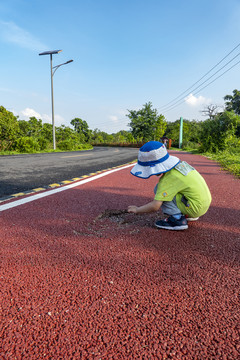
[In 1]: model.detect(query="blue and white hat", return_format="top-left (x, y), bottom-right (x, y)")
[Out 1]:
top-left (131, 141), bottom-right (180, 179)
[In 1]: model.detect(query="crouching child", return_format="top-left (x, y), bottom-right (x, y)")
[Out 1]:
top-left (128, 141), bottom-right (212, 230)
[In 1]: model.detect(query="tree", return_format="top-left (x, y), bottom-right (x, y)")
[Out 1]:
top-left (127, 102), bottom-right (167, 142)
top-left (28, 117), bottom-right (43, 137)
top-left (0, 106), bottom-right (20, 142)
top-left (165, 119), bottom-right (202, 147)
top-left (18, 120), bottom-right (31, 137)
top-left (199, 110), bottom-right (240, 152)
top-left (91, 128), bottom-right (104, 143)
top-left (17, 116), bottom-right (43, 138)
top-left (56, 124), bottom-right (80, 142)
top-left (70, 118), bottom-right (90, 142)
top-left (200, 104), bottom-right (221, 119)
top-left (224, 89), bottom-right (240, 115)
top-left (17, 118), bottom-right (52, 151)
top-left (115, 130), bottom-right (135, 143)
top-left (91, 129), bottom-right (115, 144)
top-left (155, 114), bottom-right (167, 140)
top-left (42, 123), bottom-right (53, 142)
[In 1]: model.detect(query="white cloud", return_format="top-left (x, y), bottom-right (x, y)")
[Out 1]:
top-left (19, 108), bottom-right (66, 127)
top-left (42, 114), bottom-right (52, 123)
top-left (109, 115), bottom-right (119, 123)
top-left (54, 114), bottom-right (66, 127)
top-left (21, 108), bottom-right (41, 119)
top-left (185, 93), bottom-right (211, 107)
top-left (0, 21), bottom-right (47, 51)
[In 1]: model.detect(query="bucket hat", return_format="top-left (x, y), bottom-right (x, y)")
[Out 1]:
top-left (131, 141), bottom-right (180, 179)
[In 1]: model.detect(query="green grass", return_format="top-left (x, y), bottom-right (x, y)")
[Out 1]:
top-left (0, 145), bottom-right (93, 156)
top-left (169, 146), bottom-right (240, 178)
top-left (202, 150), bottom-right (240, 178)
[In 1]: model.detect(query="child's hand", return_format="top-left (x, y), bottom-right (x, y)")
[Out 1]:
top-left (128, 205), bottom-right (138, 214)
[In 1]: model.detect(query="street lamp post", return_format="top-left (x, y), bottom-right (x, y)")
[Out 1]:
top-left (179, 116), bottom-right (183, 149)
top-left (39, 50), bottom-right (73, 150)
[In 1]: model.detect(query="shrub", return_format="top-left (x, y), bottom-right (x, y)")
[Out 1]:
top-left (76, 143), bottom-right (93, 150)
top-left (182, 141), bottom-right (200, 150)
top-left (37, 136), bottom-right (49, 150)
top-left (14, 137), bottom-right (40, 153)
top-left (199, 111), bottom-right (239, 152)
top-left (57, 139), bottom-right (76, 151)
top-left (57, 140), bottom-right (93, 151)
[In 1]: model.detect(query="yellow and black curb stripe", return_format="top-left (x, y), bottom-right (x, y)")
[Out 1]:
top-left (0, 161), bottom-right (136, 204)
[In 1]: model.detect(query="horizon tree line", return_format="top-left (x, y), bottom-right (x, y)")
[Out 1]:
top-left (0, 89), bottom-right (240, 153)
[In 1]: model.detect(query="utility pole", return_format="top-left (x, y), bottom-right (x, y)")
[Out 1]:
top-left (179, 117), bottom-right (183, 149)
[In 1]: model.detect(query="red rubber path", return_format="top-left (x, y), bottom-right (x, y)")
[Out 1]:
top-left (0, 151), bottom-right (239, 359)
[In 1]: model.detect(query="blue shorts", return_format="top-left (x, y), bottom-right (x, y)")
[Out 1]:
top-left (154, 184), bottom-right (182, 215)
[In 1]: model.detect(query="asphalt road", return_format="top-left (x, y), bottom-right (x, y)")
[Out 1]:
top-left (0, 146), bottom-right (138, 198)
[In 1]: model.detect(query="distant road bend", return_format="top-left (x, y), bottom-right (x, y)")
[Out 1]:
top-left (0, 146), bottom-right (138, 198)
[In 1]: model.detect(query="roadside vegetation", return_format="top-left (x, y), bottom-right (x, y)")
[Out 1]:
top-left (0, 89), bottom-right (240, 177)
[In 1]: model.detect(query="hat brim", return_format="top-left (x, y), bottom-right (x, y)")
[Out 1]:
top-left (131, 155), bottom-right (180, 179)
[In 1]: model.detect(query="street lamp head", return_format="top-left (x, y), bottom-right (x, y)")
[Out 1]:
top-left (39, 50), bottom-right (62, 56)
top-left (52, 59), bottom-right (74, 70)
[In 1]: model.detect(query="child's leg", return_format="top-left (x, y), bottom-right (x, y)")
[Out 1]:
top-left (155, 197), bottom-right (188, 230)
top-left (154, 185), bottom-right (182, 219)
top-left (161, 196), bottom-right (182, 219)
top-left (161, 196), bottom-right (199, 222)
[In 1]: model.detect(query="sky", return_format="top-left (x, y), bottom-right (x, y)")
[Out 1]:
top-left (1, 0), bottom-right (240, 133)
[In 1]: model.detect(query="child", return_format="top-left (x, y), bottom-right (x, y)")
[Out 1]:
top-left (128, 141), bottom-right (212, 230)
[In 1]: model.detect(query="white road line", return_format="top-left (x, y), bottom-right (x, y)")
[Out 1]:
top-left (0, 163), bottom-right (135, 212)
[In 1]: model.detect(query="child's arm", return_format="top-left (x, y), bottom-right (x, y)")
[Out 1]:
top-left (128, 200), bottom-right (162, 214)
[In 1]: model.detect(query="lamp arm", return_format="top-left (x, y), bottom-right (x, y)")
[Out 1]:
top-left (52, 60), bottom-right (73, 76)
top-left (52, 65), bottom-right (61, 76)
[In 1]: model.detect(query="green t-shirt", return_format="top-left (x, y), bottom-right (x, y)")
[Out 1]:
top-left (154, 161), bottom-right (212, 217)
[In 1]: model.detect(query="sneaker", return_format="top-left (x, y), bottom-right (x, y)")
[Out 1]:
top-left (155, 215), bottom-right (188, 231)
top-left (186, 217), bottom-right (199, 222)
